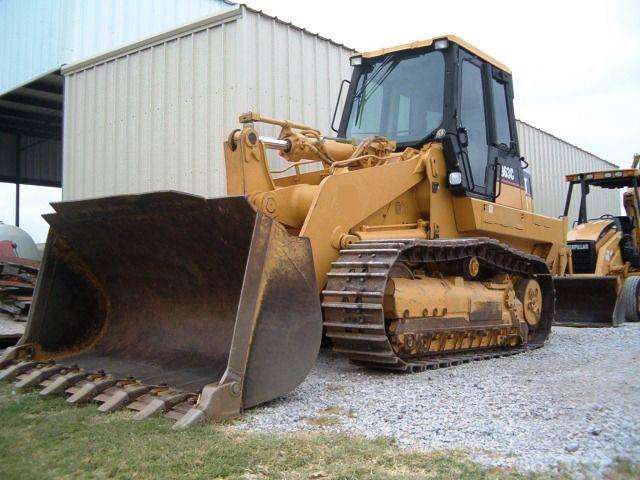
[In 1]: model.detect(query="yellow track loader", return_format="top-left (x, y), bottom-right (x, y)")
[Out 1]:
top-left (0, 35), bottom-right (569, 427)
top-left (555, 155), bottom-right (640, 326)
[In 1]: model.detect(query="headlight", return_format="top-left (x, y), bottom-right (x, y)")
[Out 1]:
top-left (449, 171), bottom-right (462, 186)
top-left (350, 56), bottom-right (363, 66)
top-left (434, 38), bottom-right (449, 50)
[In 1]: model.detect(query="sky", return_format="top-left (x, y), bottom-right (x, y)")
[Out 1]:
top-left (0, 183), bottom-right (60, 243)
top-left (249, 0), bottom-right (640, 165)
top-left (1, 0), bottom-right (639, 243)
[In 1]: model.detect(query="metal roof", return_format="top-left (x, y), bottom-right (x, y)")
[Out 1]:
top-left (565, 169), bottom-right (640, 188)
top-left (62, 4), bottom-right (355, 76)
top-left (0, 0), bottom-right (235, 97)
top-left (0, 70), bottom-right (63, 140)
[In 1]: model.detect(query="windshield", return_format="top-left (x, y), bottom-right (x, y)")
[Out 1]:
top-left (345, 50), bottom-right (445, 144)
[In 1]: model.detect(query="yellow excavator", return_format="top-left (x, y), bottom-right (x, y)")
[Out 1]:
top-left (555, 154), bottom-right (640, 326)
top-left (0, 35), bottom-right (569, 427)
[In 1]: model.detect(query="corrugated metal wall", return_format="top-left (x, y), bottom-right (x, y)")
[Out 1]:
top-left (0, 133), bottom-right (17, 180)
top-left (62, 7), bottom-right (353, 200)
top-left (18, 136), bottom-right (63, 185)
top-left (517, 120), bottom-right (620, 221)
top-left (0, 132), bottom-right (62, 185)
top-left (0, 0), bottom-right (233, 96)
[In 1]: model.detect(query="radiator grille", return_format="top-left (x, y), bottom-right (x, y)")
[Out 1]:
top-left (568, 241), bottom-right (597, 274)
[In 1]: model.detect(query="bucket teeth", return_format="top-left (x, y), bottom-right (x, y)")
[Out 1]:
top-left (67, 377), bottom-right (117, 404)
top-left (173, 407), bottom-right (205, 429)
top-left (0, 361), bottom-right (38, 381)
top-left (40, 371), bottom-right (86, 396)
top-left (98, 385), bottom-right (151, 413)
top-left (15, 364), bottom-right (65, 389)
top-left (0, 344), bottom-right (33, 370)
top-left (133, 392), bottom-right (189, 421)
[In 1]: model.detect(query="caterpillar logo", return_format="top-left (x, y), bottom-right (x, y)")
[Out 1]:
top-left (568, 243), bottom-right (590, 251)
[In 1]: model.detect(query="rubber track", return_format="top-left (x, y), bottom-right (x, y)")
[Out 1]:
top-left (322, 238), bottom-right (554, 372)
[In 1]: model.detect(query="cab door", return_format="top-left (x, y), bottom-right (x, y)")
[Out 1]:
top-left (487, 67), bottom-right (524, 209)
top-left (458, 52), bottom-right (493, 198)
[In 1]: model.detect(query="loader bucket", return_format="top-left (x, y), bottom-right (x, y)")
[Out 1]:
top-left (14, 191), bottom-right (322, 423)
top-left (553, 276), bottom-right (620, 327)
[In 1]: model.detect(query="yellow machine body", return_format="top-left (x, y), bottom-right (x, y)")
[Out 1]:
top-left (556, 164), bottom-right (640, 326)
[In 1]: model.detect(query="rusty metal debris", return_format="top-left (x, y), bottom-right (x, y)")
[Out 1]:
top-left (0, 255), bottom-right (39, 348)
top-left (0, 256), bottom-right (39, 321)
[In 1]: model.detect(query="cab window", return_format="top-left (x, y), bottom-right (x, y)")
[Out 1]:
top-left (491, 78), bottom-right (512, 147)
top-left (460, 60), bottom-right (489, 189)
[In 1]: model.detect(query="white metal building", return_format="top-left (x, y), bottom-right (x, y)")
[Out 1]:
top-left (61, 5), bottom-right (353, 200)
top-left (517, 120), bottom-right (620, 219)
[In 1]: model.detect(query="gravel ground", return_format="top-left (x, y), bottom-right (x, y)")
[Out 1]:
top-left (237, 325), bottom-right (640, 475)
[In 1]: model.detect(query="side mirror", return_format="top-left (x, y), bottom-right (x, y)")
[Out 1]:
top-left (457, 126), bottom-right (469, 148)
top-left (331, 79), bottom-right (351, 133)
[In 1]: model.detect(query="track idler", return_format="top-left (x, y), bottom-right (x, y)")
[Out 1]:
top-left (0, 192), bottom-right (322, 426)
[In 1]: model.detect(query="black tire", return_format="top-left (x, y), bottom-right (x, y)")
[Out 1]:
top-left (622, 276), bottom-right (640, 322)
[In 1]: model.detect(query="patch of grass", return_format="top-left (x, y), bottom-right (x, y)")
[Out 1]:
top-left (0, 383), bottom-right (634, 480)
top-left (302, 414), bottom-right (341, 427)
top-left (325, 383), bottom-right (346, 392)
top-left (603, 458), bottom-right (640, 479)
top-left (320, 406), bottom-right (345, 416)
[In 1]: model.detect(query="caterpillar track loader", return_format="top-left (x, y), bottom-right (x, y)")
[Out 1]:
top-left (0, 35), bottom-right (569, 427)
top-left (555, 154), bottom-right (640, 327)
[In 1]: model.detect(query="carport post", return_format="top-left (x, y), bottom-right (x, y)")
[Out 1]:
top-left (14, 134), bottom-right (20, 226)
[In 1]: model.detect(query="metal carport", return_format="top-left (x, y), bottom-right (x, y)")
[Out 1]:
top-left (0, 70), bottom-right (63, 226)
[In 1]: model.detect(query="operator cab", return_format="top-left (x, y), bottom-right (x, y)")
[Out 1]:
top-left (337, 35), bottom-right (531, 207)
top-left (563, 169), bottom-right (640, 272)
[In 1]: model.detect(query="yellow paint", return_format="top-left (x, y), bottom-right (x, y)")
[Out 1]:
top-left (358, 34), bottom-right (511, 74)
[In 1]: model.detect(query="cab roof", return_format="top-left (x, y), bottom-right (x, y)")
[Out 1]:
top-left (565, 169), bottom-right (640, 189)
top-left (357, 34), bottom-right (511, 74)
